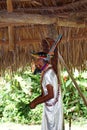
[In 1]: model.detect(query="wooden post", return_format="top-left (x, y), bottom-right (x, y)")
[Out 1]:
top-left (7, 0), bottom-right (14, 51)
top-left (57, 55), bottom-right (65, 130)
top-left (7, 0), bottom-right (13, 12)
top-left (58, 51), bottom-right (87, 107)
top-left (8, 25), bottom-right (14, 51)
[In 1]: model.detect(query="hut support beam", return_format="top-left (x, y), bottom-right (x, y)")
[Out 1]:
top-left (0, 13), bottom-right (57, 25)
top-left (0, 13), bottom-right (87, 28)
top-left (8, 25), bottom-right (15, 51)
top-left (7, 0), bottom-right (14, 51)
top-left (7, 0), bottom-right (13, 12)
top-left (57, 18), bottom-right (87, 28)
top-left (58, 51), bottom-right (87, 107)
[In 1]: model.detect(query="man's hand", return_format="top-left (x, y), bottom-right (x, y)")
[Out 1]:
top-left (29, 84), bottom-right (54, 109)
top-left (29, 101), bottom-right (37, 109)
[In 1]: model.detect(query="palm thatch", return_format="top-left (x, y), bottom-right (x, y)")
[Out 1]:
top-left (0, 0), bottom-right (87, 73)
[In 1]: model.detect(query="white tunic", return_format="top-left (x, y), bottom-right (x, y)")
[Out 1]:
top-left (41, 67), bottom-right (63, 130)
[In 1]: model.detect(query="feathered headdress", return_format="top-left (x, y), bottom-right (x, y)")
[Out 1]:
top-left (31, 34), bottom-right (62, 61)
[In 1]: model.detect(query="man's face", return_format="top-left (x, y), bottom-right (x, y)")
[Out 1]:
top-left (35, 58), bottom-right (44, 70)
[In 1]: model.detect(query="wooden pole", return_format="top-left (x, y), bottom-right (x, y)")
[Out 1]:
top-left (57, 59), bottom-right (65, 130)
top-left (8, 25), bottom-right (14, 51)
top-left (0, 12), bottom-right (87, 28)
top-left (7, 0), bottom-right (13, 12)
top-left (58, 51), bottom-right (87, 107)
top-left (7, 0), bottom-right (14, 51)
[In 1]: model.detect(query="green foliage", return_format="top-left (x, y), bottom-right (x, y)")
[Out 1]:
top-left (0, 67), bottom-right (87, 124)
top-left (0, 67), bottom-right (42, 124)
top-left (61, 69), bottom-right (87, 120)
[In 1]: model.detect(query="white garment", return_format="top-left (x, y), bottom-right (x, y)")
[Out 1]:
top-left (41, 68), bottom-right (63, 130)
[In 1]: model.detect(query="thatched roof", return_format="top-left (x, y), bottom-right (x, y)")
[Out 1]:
top-left (0, 0), bottom-right (87, 72)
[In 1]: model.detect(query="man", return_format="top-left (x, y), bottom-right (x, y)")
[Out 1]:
top-left (29, 51), bottom-right (63, 130)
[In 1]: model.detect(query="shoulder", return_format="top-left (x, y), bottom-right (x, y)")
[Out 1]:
top-left (44, 68), bottom-right (56, 78)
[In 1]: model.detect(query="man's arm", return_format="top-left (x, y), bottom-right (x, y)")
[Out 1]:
top-left (29, 84), bottom-right (54, 109)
